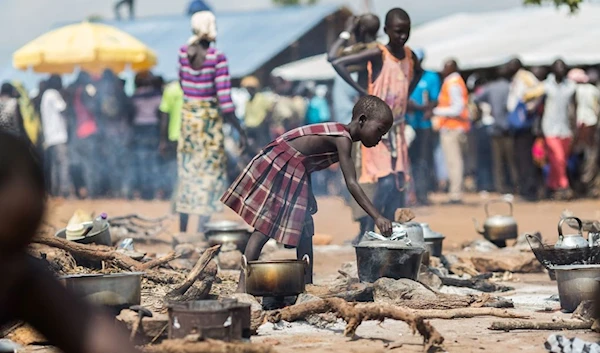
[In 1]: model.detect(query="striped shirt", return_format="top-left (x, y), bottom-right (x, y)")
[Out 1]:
top-left (178, 45), bottom-right (235, 114)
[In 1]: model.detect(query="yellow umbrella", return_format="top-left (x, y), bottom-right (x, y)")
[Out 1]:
top-left (13, 21), bottom-right (157, 75)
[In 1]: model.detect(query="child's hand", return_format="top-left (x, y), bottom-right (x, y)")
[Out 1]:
top-left (375, 216), bottom-right (393, 237)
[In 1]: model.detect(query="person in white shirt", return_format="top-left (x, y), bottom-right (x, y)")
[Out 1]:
top-left (40, 75), bottom-right (71, 198)
top-left (569, 68), bottom-right (600, 196)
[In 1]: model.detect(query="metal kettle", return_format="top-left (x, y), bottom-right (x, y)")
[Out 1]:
top-left (555, 217), bottom-right (591, 249)
top-left (473, 199), bottom-right (518, 247)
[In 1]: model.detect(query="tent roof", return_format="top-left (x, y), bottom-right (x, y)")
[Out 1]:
top-left (1, 4), bottom-right (348, 89)
top-left (94, 4), bottom-right (348, 79)
top-left (272, 4), bottom-right (600, 80)
top-left (409, 4), bottom-right (600, 71)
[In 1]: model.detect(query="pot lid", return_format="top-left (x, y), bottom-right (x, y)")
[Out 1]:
top-left (205, 220), bottom-right (249, 231)
top-left (354, 240), bottom-right (426, 250)
top-left (549, 264), bottom-right (600, 271)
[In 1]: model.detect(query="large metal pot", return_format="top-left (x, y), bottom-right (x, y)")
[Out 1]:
top-left (473, 199), bottom-right (517, 247)
top-left (555, 217), bottom-right (591, 250)
top-left (242, 255), bottom-right (309, 297)
top-left (167, 299), bottom-right (251, 341)
top-left (354, 241), bottom-right (425, 283)
top-left (205, 220), bottom-right (251, 252)
top-left (60, 272), bottom-right (142, 312)
top-left (552, 264), bottom-right (600, 313)
top-left (420, 223), bottom-right (445, 258)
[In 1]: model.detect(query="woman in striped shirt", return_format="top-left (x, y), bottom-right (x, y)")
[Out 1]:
top-left (176, 11), bottom-right (246, 234)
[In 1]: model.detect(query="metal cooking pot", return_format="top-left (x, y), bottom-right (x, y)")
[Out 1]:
top-left (167, 299), bottom-right (251, 341)
top-left (354, 241), bottom-right (425, 283)
top-left (242, 255), bottom-right (309, 297)
top-left (552, 264), bottom-right (600, 313)
top-left (420, 223), bottom-right (445, 258)
top-left (60, 272), bottom-right (142, 312)
top-left (555, 217), bottom-right (590, 250)
top-left (204, 220), bottom-right (251, 252)
top-left (473, 199), bottom-right (517, 247)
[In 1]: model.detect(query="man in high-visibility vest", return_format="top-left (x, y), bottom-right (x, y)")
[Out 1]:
top-left (432, 59), bottom-right (470, 204)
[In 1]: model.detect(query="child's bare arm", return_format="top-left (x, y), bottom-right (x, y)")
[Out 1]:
top-left (335, 137), bottom-right (393, 236)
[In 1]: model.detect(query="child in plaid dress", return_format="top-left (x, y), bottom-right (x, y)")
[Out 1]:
top-left (221, 95), bottom-right (395, 292)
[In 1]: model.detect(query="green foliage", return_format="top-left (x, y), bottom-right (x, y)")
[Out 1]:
top-left (272, 0), bottom-right (318, 6)
top-left (523, 0), bottom-right (584, 13)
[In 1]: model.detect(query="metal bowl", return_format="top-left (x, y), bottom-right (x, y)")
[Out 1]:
top-left (60, 272), bottom-right (142, 312)
top-left (204, 220), bottom-right (251, 252)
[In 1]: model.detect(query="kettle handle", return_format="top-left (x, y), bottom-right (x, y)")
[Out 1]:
top-left (484, 199), bottom-right (513, 218)
top-left (558, 217), bottom-right (583, 241)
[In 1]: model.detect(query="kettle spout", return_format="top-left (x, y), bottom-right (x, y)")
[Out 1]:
top-left (472, 218), bottom-right (485, 235)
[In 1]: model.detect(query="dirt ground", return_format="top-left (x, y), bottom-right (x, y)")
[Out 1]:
top-left (42, 193), bottom-right (600, 353)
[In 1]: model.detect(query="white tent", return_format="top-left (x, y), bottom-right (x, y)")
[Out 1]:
top-left (272, 4), bottom-right (600, 80)
top-left (271, 54), bottom-right (335, 81)
top-left (411, 4), bottom-right (600, 71)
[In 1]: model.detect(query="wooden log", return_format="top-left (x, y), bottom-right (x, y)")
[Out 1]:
top-left (167, 245), bottom-right (220, 297)
top-left (489, 320), bottom-right (592, 331)
top-left (143, 338), bottom-right (275, 353)
top-left (139, 251), bottom-right (179, 271)
top-left (415, 308), bottom-right (529, 320)
top-left (33, 235), bottom-right (141, 270)
top-left (440, 276), bottom-right (513, 293)
top-left (266, 297), bottom-right (444, 349)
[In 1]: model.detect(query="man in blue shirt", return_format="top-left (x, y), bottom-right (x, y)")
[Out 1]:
top-left (406, 49), bottom-right (441, 205)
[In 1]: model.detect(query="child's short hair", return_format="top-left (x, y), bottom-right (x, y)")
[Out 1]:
top-left (352, 95), bottom-right (393, 123)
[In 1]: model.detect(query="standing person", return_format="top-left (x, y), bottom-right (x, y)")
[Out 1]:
top-left (130, 72), bottom-right (162, 200)
top-left (305, 85), bottom-right (331, 125)
top-left (525, 59), bottom-right (576, 200)
top-left (177, 11), bottom-right (246, 234)
top-left (0, 83), bottom-right (24, 136)
top-left (40, 75), bottom-right (71, 198)
top-left (432, 59), bottom-right (470, 204)
top-left (473, 65), bottom-right (518, 195)
top-left (240, 76), bottom-right (274, 154)
top-left (97, 69), bottom-right (133, 198)
top-left (222, 96), bottom-right (395, 292)
top-left (406, 48), bottom-right (441, 205)
top-left (159, 79), bottom-right (184, 201)
top-left (328, 13), bottom-right (380, 205)
top-left (13, 81), bottom-right (42, 149)
top-left (507, 59), bottom-right (542, 201)
top-left (114, 0), bottom-right (134, 20)
top-left (68, 72), bottom-right (101, 199)
top-left (332, 8), bottom-right (423, 238)
top-left (568, 68), bottom-right (600, 196)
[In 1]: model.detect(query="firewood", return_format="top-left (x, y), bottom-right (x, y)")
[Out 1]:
top-left (416, 308), bottom-right (529, 320)
top-left (32, 235), bottom-right (177, 272)
top-left (440, 276), bottom-right (513, 293)
top-left (266, 297), bottom-right (445, 349)
top-left (489, 319), bottom-right (592, 331)
top-left (139, 251), bottom-right (179, 271)
top-left (167, 245), bottom-right (220, 297)
top-left (143, 338), bottom-right (275, 353)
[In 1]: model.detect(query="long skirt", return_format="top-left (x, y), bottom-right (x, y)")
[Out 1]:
top-left (176, 99), bottom-right (227, 215)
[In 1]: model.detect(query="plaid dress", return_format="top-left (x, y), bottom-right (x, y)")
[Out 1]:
top-left (221, 122), bottom-right (351, 246)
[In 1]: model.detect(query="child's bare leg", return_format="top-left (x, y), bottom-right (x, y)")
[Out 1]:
top-left (236, 231), bottom-right (269, 293)
top-left (297, 235), bottom-right (314, 285)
